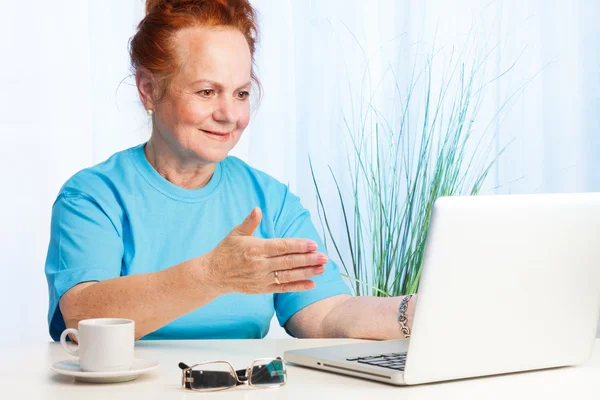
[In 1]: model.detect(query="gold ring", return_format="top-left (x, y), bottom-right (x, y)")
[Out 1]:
top-left (274, 270), bottom-right (281, 285)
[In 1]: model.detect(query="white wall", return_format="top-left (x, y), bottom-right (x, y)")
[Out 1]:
top-left (1, 0), bottom-right (598, 343)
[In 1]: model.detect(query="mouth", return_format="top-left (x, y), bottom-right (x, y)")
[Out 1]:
top-left (200, 129), bottom-right (231, 142)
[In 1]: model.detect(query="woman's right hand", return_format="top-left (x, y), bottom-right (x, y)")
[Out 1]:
top-left (200, 207), bottom-right (328, 295)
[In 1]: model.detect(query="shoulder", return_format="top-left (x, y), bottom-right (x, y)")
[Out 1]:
top-left (56, 145), bottom-right (138, 205)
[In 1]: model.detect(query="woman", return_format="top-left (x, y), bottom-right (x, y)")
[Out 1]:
top-left (44, 0), bottom-right (415, 341)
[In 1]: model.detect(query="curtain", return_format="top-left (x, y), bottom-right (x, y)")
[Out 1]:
top-left (0, 0), bottom-right (597, 341)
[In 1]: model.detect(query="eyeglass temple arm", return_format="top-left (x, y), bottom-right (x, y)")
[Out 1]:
top-left (178, 362), bottom-right (248, 382)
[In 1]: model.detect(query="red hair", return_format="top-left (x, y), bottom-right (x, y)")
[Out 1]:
top-left (130, 0), bottom-right (260, 101)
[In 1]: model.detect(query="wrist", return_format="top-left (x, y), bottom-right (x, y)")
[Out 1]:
top-left (186, 254), bottom-right (227, 298)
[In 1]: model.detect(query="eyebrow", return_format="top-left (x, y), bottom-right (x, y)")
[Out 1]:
top-left (192, 79), bottom-right (251, 91)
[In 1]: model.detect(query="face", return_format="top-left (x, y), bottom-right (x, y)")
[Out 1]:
top-left (149, 27), bottom-right (252, 164)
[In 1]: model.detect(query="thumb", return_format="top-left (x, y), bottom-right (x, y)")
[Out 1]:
top-left (231, 207), bottom-right (262, 236)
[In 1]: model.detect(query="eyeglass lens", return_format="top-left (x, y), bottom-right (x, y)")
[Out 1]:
top-left (249, 359), bottom-right (287, 386)
top-left (189, 362), bottom-right (237, 390)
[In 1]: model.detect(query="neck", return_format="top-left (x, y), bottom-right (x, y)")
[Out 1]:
top-left (144, 135), bottom-right (216, 190)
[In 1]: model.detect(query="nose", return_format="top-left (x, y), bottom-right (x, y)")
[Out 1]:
top-left (212, 96), bottom-right (236, 124)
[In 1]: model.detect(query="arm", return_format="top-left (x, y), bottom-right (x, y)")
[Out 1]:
top-left (271, 184), bottom-right (413, 339)
top-left (285, 294), bottom-right (416, 340)
top-left (47, 193), bottom-right (222, 341)
top-left (54, 202), bottom-right (321, 341)
top-left (60, 256), bottom-right (218, 341)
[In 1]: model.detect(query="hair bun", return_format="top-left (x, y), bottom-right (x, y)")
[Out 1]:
top-left (146, 0), bottom-right (184, 15)
top-left (145, 0), bottom-right (164, 15)
top-left (146, 0), bottom-right (250, 15)
top-left (146, 0), bottom-right (163, 15)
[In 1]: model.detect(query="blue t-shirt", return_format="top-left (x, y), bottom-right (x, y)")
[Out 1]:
top-left (45, 143), bottom-right (351, 341)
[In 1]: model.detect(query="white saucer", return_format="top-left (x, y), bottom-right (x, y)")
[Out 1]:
top-left (51, 358), bottom-right (160, 383)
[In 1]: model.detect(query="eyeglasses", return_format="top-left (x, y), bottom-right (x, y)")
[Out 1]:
top-left (179, 357), bottom-right (287, 392)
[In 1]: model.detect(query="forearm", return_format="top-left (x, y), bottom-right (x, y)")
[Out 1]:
top-left (60, 256), bottom-right (219, 340)
top-left (321, 296), bottom-right (412, 340)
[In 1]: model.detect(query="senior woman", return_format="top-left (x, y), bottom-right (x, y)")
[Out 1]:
top-left (44, 0), bottom-right (416, 342)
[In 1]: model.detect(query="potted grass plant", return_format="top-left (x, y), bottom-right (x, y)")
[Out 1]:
top-left (309, 40), bottom-right (523, 297)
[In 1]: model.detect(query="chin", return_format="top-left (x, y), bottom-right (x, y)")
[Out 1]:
top-left (190, 146), bottom-right (231, 164)
top-left (178, 130), bottom-right (240, 164)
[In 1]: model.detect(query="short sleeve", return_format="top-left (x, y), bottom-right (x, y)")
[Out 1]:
top-left (273, 186), bottom-right (352, 334)
top-left (45, 193), bottom-right (124, 341)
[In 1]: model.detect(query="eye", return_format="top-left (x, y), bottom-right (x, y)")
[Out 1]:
top-left (197, 89), bottom-right (215, 97)
top-left (237, 91), bottom-right (250, 100)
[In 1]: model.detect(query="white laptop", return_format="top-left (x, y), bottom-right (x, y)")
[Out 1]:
top-left (284, 193), bottom-right (600, 385)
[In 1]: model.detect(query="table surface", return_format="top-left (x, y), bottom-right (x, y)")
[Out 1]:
top-left (3, 338), bottom-right (600, 400)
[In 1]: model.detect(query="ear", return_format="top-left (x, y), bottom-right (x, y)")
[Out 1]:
top-left (136, 67), bottom-right (156, 111)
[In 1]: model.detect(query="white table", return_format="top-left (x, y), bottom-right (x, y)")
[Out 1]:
top-left (3, 339), bottom-right (600, 399)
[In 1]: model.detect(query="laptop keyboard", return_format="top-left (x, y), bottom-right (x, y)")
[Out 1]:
top-left (346, 352), bottom-right (408, 371)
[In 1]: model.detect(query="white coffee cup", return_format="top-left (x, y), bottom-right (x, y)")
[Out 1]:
top-left (60, 318), bottom-right (135, 372)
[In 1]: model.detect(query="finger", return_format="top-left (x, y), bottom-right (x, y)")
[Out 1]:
top-left (269, 280), bottom-right (316, 293)
top-left (262, 238), bottom-right (319, 258)
top-left (267, 252), bottom-right (328, 272)
top-left (230, 207), bottom-right (262, 236)
top-left (275, 265), bottom-right (325, 284)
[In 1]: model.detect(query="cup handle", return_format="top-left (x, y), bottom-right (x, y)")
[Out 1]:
top-left (60, 328), bottom-right (79, 357)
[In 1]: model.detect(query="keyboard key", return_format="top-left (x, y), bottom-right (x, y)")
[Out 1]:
top-left (358, 355), bottom-right (386, 361)
top-left (388, 365), bottom-right (406, 371)
top-left (348, 351), bottom-right (409, 369)
top-left (389, 362), bottom-right (406, 366)
top-left (358, 359), bottom-right (385, 364)
top-left (366, 360), bottom-right (394, 366)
